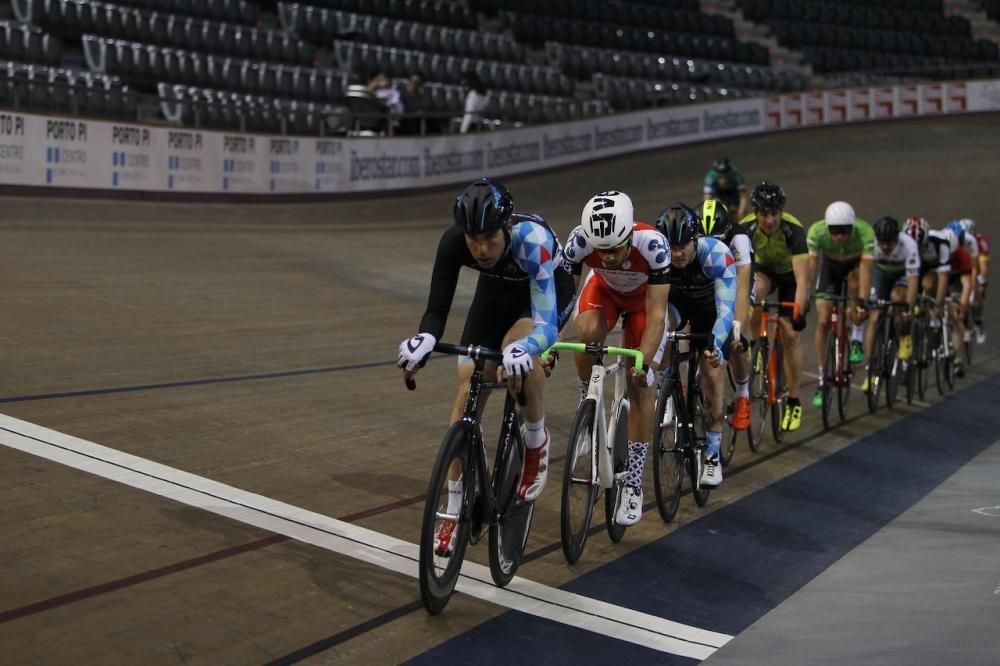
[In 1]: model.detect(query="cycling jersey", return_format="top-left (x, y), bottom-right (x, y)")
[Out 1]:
top-left (975, 233), bottom-right (990, 262)
top-left (874, 232), bottom-right (920, 277)
top-left (562, 222), bottom-right (671, 291)
top-left (951, 246), bottom-right (975, 275)
top-left (921, 230), bottom-right (952, 274)
top-left (807, 218), bottom-right (876, 261)
top-left (703, 166), bottom-right (746, 213)
top-left (420, 212), bottom-right (575, 356)
top-left (666, 236), bottom-right (737, 351)
top-left (741, 211), bottom-right (808, 274)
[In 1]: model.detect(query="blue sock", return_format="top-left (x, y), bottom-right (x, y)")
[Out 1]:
top-left (706, 431), bottom-right (722, 458)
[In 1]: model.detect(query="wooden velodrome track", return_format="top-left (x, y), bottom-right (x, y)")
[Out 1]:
top-left (2, 114), bottom-right (999, 665)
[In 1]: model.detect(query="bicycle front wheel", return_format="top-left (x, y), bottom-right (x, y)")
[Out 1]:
top-left (747, 339), bottom-right (768, 452)
top-left (560, 399), bottom-right (598, 564)
top-left (604, 401), bottom-right (630, 543)
top-left (885, 331), bottom-right (900, 409)
top-left (419, 424), bottom-right (475, 615)
top-left (652, 379), bottom-right (684, 523)
top-left (836, 332), bottom-right (851, 421)
top-left (720, 364), bottom-right (737, 466)
top-left (867, 325), bottom-right (884, 414)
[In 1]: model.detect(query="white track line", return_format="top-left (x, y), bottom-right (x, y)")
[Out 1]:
top-left (802, 371), bottom-right (931, 408)
top-left (0, 413), bottom-right (731, 659)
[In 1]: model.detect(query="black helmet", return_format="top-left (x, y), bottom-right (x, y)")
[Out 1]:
top-left (699, 199), bottom-right (732, 238)
top-left (873, 215), bottom-right (901, 243)
top-left (751, 181), bottom-right (786, 212)
top-left (453, 177), bottom-right (513, 234)
top-left (656, 203), bottom-right (699, 246)
top-left (713, 157), bottom-right (731, 173)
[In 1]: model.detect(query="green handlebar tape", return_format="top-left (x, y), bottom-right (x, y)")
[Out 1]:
top-left (542, 342), bottom-right (644, 370)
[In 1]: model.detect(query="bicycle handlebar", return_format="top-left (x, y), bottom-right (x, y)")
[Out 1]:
top-left (758, 300), bottom-right (801, 318)
top-left (405, 342), bottom-right (525, 405)
top-left (542, 341), bottom-right (644, 370)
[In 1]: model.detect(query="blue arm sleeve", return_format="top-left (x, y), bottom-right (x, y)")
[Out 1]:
top-left (511, 222), bottom-right (560, 356)
top-left (698, 238), bottom-right (737, 351)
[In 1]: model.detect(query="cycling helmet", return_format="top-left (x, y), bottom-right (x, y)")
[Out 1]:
top-left (656, 203), bottom-right (700, 246)
top-left (713, 157), bottom-right (731, 173)
top-left (946, 219), bottom-right (965, 243)
top-left (581, 191), bottom-right (634, 250)
top-left (959, 218), bottom-right (976, 235)
top-left (750, 181), bottom-right (786, 212)
top-left (873, 216), bottom-right (901, 243)
top-left (454, 177), bottom-right (513, 234)
top-left (700, 198), bottom-right (732, 238)
top-left (825, 201), bottom-right (856, 228)
top-left (903, 216), bottom-right (929, 246)
top-left (940, 227), bottom-right (959, 254)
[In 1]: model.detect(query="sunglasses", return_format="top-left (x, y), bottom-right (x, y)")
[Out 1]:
top-left (756, 208), bottom-right (780, 216)
top-left (829, 226), bottom-right (852, 236)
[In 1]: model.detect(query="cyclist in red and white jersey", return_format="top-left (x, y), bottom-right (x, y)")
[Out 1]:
top-left (560, 191), bottom-right (671, 526)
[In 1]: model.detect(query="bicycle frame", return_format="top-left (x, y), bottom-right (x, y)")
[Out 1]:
top-left (545, 342), bottom-right (643, 489)
top-left (755, 301), bottom-right (800, 406)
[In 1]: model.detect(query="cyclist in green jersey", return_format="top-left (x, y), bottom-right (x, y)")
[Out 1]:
top-left (703, 157), bottom-right (749, 222)
top-left (807, 201), bottom-right (875, 407)
top-left (742, 182), bottom-right (811, 430)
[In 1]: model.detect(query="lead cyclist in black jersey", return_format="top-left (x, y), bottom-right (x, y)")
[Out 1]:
top-left (397, 177), bottom-right (576, 555)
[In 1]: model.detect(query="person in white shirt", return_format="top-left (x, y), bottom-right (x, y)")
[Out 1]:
top-left (459, 71), bottom-right (489, 133)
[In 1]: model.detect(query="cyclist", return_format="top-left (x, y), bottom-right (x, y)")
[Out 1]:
top-left (397, 177), bottom-right (575, 553)
top-left (808, 201), bottom-right (875, 407)
top-left (698, 199), bottom-right (753, 433)
top-left (655, 203), bottom-right (737, 488)
top-left (962, 218), bottom-right (988, 343)
top-left (741, 181), bottom-right (811, 430)
top-left (904, 216), bottom-right (951, 316)
top-left (703, 157), bottom-right (749, 222)
top-left (560, 191), bottom-right (671, 526)
top-left (945, 222), bottom-right (978, 377)
top-left (861, 216), bottom-right (920, 392)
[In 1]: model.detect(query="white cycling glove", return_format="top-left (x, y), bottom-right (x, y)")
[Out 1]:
top-left (397, 333), bottom-right (436, 372)
top-left (502, 342), bottom-right (533, 377)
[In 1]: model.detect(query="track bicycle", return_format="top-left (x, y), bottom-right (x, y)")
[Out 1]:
top-left (932, 295), bottom-right (958, 394)
top-left (864, 299), bottom-right (908, 413)
top-left (907, 295), bottom-right (935, 404)
top-left (747, 300), bottom-right (800, 449)
top-left (819, 287), bottom-right (856, 431)
top-left (544, 342), bottom-right (643, 564)
top-left (652, 331), bottom-right (714, 523)
top-left (408, 342), bottom-right (535, 615)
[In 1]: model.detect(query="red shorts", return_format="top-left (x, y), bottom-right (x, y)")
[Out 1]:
top-left (576, 273), bottom-right (647, 348)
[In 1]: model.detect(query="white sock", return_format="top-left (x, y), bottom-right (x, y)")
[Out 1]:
top-left (851, 324), bottom-right (864, 343)
top-left (817, 366), bottom-right (823, 386)
top-left (735, 375), bottom-right (749, 398)
top-left (576, 378), bottom-right (589, 401)
top-left (447, 479), bottom-right (463, 514)
top-left (525, 418), bottom-right (546, 450)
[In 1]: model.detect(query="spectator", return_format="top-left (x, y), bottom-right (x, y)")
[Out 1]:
top-left (459, 71), bottom-right (489, 133)
top-left (399, 71), bottom-right (431, 135)
top-left (367, 71), bottom-right (404, 116)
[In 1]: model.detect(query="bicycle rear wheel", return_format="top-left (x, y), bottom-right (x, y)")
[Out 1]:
top-left (821, 332), bottom-right (836, 431)
top-left (747, 339), bottom-right (768, 452)
top-left (691, 388), bottom-right (711, 508)
top-left (560, 399), bottom-right (598, 564)
top-left (836, 332), bottom-right (851, 421)
top-left (931, 326), bottom-right (946, 396)
top-left (720, 364), bottom-right (737, 466)
top-left (885, 331), bottom-right (900, 409)
top-left (604, 402), bottom-right (630, 543)
top-left (867, 325), bottom-right (884, 414)
top-left (915, 320), bottom-right (930, 400)
top-left (652, 380), bottom-right (684, 523)
top-left (770, 342), bottom-right (787, 443)
top-left (488, 501), bottom-right (534, 587)
top-left (419, 424), bottom-right (476, 615)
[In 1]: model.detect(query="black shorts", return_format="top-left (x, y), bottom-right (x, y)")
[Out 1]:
top-left (460, 268), bottom-right (576, 352)
top-left (755, 268), bottom-right (797, 317)
top-left (873, 266), bottom-right (906, 301)
top-left (815, 257), bottom-right (860, 298)
top-left (667, 294), bottom-right (734, 361)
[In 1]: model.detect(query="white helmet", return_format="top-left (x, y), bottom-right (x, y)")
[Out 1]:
top-left (581, 191), bottom-right (634, 249)
top-left (824, 201), bottom-right (856, 228)
top-left (959, 218), bottom-right (976, 235)
top-left (940, 228), bottom-right (959, 253)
